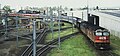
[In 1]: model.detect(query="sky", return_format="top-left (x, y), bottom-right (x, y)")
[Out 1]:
top-left (1, 0), bottom-right (120, 10)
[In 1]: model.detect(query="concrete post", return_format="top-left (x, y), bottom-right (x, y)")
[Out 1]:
top-left (33, 19), bottom-right (36, 56)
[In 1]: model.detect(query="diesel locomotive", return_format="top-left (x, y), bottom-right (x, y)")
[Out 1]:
top-left (79, 21), bottom-right (110, 49)
top-left (75, 14), bottom-right (110, 49)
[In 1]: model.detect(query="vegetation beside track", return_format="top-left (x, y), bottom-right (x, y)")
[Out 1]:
top-left (53, 22), bottom-right (72, 29)
top-left (46, 27), bottom-right (78, 42)
top-left (48, 22), bottom-right (72, 29)
top-left (110, 35), bottom-right (120, 55)
top-left (47, 34), bottom-right (96, 56)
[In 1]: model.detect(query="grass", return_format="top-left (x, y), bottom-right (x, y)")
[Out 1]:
top-left (48, 21), bottom-right (72, 29)
top-left (47, 34), bottom-right (96, 56)
top-left (53, 22), bottom-right (72, 29)
top-left (46, 22), bottom-right (76, 42)
top-left (110, 35), bottom-right (120, 55)
top-left (45, 28), bottom-right (78, 42)
top-left (110, 35), bottom-right (120, 46)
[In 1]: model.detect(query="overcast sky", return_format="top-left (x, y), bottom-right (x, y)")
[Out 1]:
top-left (1, 0), bottom-right (120, 10)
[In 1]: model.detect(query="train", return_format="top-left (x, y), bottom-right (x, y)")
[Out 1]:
top-left (79, 21), bottom-right (110, 49)
top-left (74, 15), bottom-right (110, 49)
top-left (8, 10), bottom-right (40, 18)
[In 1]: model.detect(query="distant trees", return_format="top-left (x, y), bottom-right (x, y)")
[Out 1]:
top-left (49, 6), bottom-right (69, 11)
top-left (3, 5), bottom-right (12, 13)
top-left (64, 7), bottom-right (68, 11)
top-left (20, 6), bottom-right (70, 13)
top-left (52, 6), bottom-right (57, 11)
top-left (23, 6), bottom-right (42, 11)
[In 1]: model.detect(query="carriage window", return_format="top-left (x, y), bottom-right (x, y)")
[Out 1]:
top-left (103, 32), bottom-right (109, 36)
top-left (95, 32), bottom-right (102, 36)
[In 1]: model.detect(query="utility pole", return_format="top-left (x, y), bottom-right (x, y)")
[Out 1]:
top-left (5, 14), bottom-right (8, 39)
top-left (0, 4), bottom-right (1, 19)
top-left (33, 19), bottom-right (36, 56)
top-left (72, 12), bottom-right (74, 33)
top-left (58, 6), bottom-right (61, 49)
top-left (68, 16), bottom-right (69, 21)
top-left (21, 7), bottom-right (23, 10)
top-left (50, 7), bottom-right (54, 40)
top-left (82, 12), bottom-right (83, 20)
top-left (87, 0), bottom-right (89, 20)
top-left (16, 16), bottom-right (19, 47)
top-left (46, 7), bottom-right (48, 22)
top-left (70, 8), bottom-right (74, 33)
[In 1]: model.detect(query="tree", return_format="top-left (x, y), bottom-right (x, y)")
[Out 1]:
top-left (3, 5), bottom-right (12, 13)
top-left (52, 6), bottom-right (57, 11)
top-left (64, 7), bottom-right (68, 11)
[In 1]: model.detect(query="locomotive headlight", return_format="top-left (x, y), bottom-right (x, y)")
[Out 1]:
top-left (103, 32), bottom-right (109, 36)
top-left (99, 37), bottom-right (106, 40)
top-left (95, 32), bottom-right (102, 36)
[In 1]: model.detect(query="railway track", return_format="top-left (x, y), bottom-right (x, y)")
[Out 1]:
top-left (92, 41), bottom-right (120, 56)
top-left (86, 39), bottom-right (120, 56)
top-left (85, 37), bottom-right (118, 56)
top-left (97, 50), bottom-right (113, 56)
top-left (36, 32), bottom-right (79, 56)
top-left (21, 22), bottom-right (74, 56)
top-left (20, 28), bottom-right (48, 56)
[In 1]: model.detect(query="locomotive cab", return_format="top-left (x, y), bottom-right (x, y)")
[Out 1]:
top-left (94, 29), bottom-right (110, 49)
